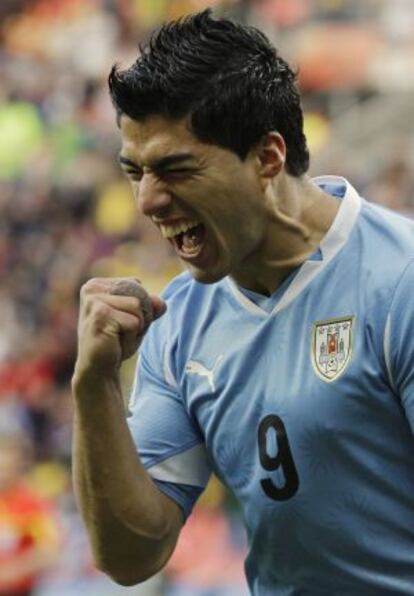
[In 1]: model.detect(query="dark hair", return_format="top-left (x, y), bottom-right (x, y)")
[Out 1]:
top-left (109, 10), bottom-right (309, 176)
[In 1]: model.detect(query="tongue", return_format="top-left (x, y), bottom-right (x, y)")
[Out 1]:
top-left (181, 225), bottom-right (204, 252)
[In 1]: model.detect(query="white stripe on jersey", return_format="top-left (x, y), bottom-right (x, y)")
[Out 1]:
top-left (146, 443), bottom-right (210, 487)
top-left (383, 313), bottom-right (396, 392)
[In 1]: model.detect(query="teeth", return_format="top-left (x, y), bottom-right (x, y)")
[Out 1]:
top-left (160, 220), bottom-right (200, 239)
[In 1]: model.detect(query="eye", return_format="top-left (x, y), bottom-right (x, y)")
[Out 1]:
top-left (124, 168), bottom-right (143, 181)
top-left (162, 168), bottom-right (195, 180)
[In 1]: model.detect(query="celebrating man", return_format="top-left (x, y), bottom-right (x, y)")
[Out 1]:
top-left (72, 10), bottom-right (414, 594)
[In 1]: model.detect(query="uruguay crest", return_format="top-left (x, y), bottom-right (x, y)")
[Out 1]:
top-left (311, 316), bottom-right (354, 382)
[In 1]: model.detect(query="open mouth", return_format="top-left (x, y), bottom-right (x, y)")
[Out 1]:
top-left (160, 220), bottom-right (206, 259)
top-left (174, 223), bottom-right (206, 256)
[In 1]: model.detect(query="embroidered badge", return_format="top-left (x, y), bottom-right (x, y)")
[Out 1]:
top-left (311, 316), bottom-right (354, 382)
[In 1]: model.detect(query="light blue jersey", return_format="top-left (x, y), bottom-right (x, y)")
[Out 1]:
top-left (127, 176), bottom-right (414, 595)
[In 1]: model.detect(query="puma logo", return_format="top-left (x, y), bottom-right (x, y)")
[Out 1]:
top-left (185, 355), bottom-right (223, 392)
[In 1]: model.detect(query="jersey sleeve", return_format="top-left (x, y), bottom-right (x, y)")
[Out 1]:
top-left (127, 322), bottom-right (211, 519)
top-left (385, 258), bottom-right (414, 434)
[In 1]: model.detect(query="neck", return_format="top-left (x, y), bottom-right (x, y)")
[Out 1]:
top-left (232, 174), bottom-right (340, 295)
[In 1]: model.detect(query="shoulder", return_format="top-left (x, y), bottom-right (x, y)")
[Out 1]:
top-left (360, 200), bottom-right (414, 261)
top-left (160, 270), bottom-right (205, 311)
top-left (356, 200), bottom-right (414, 297)
top-left (141, 272), bottom-right (232, 377)
top-left (159, 271), bottom-right (230, 321)
top-left (350, 202), bottom-right (414, 370)
top-left (160, 270), bottom-right (222, 303)
top-left (160, 270), bottom-right (193, 300)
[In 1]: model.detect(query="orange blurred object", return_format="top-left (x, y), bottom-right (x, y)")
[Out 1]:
top-left (298, 25), bottom-right (383, 90)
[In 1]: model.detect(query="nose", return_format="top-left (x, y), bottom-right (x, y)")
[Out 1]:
top-left (136, 172), bottom-right (172, 217)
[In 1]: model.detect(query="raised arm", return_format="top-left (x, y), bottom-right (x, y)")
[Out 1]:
top-left (71, 278), bottom-right (183, 586)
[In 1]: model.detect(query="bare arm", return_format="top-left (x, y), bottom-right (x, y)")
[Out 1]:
top-left (72, 278), bottom-right (183, 586)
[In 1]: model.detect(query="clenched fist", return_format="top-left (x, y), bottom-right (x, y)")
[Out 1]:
top-left (74, 277), bottom-right (166, 376)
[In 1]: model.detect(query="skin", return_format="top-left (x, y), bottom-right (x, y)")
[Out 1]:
top-left (72, 114), bottom-right (340, 585)
top-left (119, 114), bottom-right (340, 295)
top-left (72, 278), bottom-right (183, 585)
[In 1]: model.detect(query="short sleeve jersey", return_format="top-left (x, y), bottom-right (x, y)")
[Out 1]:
top-left (127, 176), bottom-right (414, 595)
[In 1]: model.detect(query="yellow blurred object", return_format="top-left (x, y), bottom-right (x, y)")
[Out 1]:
top-left (0, 102), bottom-right (44, 178)
top-left (28, 462), bottom-right (69, 499)
top-left (131, 0), bottom-right (168, 29)
top-left (92, 255), bottom-right (141, 278)
top-left (304, 111), bottom-right (331, 153)
top-left (167, 0), bottom-right (218, 20)
top-left (94, 180), bottom-right (137, 236)
top-left (197, 476), bottom-right (226, 510)
top-left (3, 14), bottom-right (48, 58)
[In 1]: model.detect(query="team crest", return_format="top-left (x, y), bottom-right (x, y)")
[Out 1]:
top-left (311, 316), bottom-right (354, 382)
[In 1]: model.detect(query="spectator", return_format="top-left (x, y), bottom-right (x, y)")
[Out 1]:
top-left (0, 431), bottom-right (61, 596)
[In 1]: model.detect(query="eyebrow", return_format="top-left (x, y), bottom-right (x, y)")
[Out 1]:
top-left (118, 153), bottom-right (195, 171)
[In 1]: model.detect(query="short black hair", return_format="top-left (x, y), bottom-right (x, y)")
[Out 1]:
top-left (109, 9), bottom-right (309, 176)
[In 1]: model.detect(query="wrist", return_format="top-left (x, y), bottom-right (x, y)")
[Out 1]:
top-left (72, 363), bottom-right (121, 398)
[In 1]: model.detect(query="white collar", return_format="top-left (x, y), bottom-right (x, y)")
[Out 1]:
top-left (226, 176), bottom-right (361, 317)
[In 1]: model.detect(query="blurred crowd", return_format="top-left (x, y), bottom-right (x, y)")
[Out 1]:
top-left (1, 0), bottom-right (414, 594)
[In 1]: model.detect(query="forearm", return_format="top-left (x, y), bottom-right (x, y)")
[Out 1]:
top-left (72, 369), bottom-right (182, 584)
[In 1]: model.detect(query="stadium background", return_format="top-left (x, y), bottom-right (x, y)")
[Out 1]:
top-left (0, 0), bottom-right (413, 594)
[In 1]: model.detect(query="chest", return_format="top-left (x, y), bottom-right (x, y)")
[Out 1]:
top-left (178, 294), bottom-right (398, 505)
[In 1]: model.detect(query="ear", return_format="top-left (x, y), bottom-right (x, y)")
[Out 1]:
top-left (256, 132), bottom-right (286, 180)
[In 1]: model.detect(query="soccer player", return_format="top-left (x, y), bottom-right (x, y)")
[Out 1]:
top-left (72, 10), bottom-right (414, 595)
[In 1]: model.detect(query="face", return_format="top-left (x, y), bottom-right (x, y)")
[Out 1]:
top-left (119, 115), bottom-right (268, 284)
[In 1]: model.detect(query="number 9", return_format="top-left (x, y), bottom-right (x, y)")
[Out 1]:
top-left (258, 414), bottom-right (299, 501)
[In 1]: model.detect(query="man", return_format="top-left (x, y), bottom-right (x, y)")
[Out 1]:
top-left (72, 9), bottom-right (414, 595)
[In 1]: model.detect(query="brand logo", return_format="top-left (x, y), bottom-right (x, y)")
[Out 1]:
top-left (311, 316), bottom-right (354, 382)
top-left (185, 355), bottom-right (223, 392)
